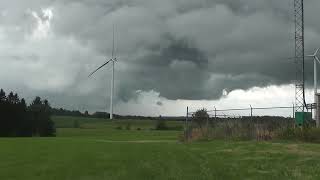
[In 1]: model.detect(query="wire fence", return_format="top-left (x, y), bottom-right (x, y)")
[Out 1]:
top-left (187, 105), bottom-right (300, 119)
top-left (183, 105), bottom-right (309, 141)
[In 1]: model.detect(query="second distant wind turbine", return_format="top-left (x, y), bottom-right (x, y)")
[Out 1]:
top-left (88, 27), bottom-right (117, 120)
top-left (307, 48), bottom-right (320, 95)
top-left (307, 48), bottom-right (320, 127)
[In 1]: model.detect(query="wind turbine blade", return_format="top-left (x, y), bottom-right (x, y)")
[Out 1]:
top-left (316, 48), bottom-right (320, 56)
top-left (88, 59), bottom-right (112, 77)
top-left (315, 56), bottom-right (320, 64)
top-left (112, 25), bottom-right (115, 59)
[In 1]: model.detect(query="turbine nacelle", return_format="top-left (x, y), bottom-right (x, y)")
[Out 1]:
top-left (307, 48), bottom-right (320, 64)
top-left (313, 48), bottom-right (319, 57)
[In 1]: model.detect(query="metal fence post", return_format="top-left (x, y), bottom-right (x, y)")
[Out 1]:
top-left (250, 105), bottom-right (253, 119)
top-left (186, 106), bottom-right (188, 127)
top-left (206, 112), bottom-right (209, 130)
top-left (292, 103), bottom-right (295, 119)
top-left (214, 106), bottom-right (217, 120)
top-left (185, 106), bottom-right (189, 140)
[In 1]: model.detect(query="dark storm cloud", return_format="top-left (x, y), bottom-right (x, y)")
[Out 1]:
top-left (116, 37), bottom-right (212, 101)
top-left (1, 0), bottom-right (320, 112)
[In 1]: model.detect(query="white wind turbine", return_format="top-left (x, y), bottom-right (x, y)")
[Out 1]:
top-left (307, 48), bottom-right (320, 95)
top-left (307, 48), bottom-right (320, 127)
top-left (88, 27), bottom-right (117, 120)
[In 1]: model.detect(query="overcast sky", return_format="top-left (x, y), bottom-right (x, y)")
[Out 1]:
top-left (1, 0), bottom-right (320, 116)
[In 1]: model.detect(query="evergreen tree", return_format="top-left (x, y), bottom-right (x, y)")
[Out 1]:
top-left (13, 93), bottom-right (19, 104)
top-left (7, 92), bottom-right (15, 104)
top-left (0, 90), bottom-right (7, 136)
top-left (29, 97), bottom-right (42, 136)
top-left (84, 111), bottom-right (89, 116)
top-left (0, 89), bottom-right (5, 102)
top-left (0, 90), bottom-right (56, 137)
top-left (17, 98), bottom-right (32, 137)
top-left (40, 99), bottom-right (55, 136)
top-left (29, 97), bottom-right (55, 137)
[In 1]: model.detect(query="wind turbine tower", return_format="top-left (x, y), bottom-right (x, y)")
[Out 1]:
top-left (110, 26), bottom-right (115, 120)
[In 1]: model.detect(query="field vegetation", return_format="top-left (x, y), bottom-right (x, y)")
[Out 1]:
top-left (185, 109), bottom-right (320, 143)
top-left (1, 116), bottom-right (320, 179)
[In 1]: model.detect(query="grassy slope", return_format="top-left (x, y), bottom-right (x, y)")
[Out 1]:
top-left (0, 116), bottom-right (320, 180)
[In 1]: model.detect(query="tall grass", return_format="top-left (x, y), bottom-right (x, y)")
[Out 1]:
top-left (185, 116), bottom-right (298, 141)
top-left (185, 116), bottom-right (320, 143)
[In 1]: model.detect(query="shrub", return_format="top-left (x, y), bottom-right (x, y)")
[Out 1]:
top-left (155, 119), bottom-right (168, 130)
top-left (169, 126), bottom-right (183, 131)
top-left (304, 128), bottom-right (320, 142)
top-left (192, 109), bottom-right (209, 130)
top-left (125, 123), bottom-right (131, 130)
top-left (276, 127), bottom-right (320, 143)
top-left (276, 128), bottom-right (297, 140)
top-left (73, 120), bottom-right (80, 128)
top-left (115, 126), bottom-right (122, 130)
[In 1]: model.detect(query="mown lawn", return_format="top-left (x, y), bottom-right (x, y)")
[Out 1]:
top-left (0, 116), bottom-right (320, 180)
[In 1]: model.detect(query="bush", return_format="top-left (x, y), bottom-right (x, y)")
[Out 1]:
top-left (115, 126), bottom-right (122, 130)
top-left (304, 128), bottom-right (320, 142)
top-left (73, 120), bottom-right (80, 128)
top-left (276, 127), bottom-right (320, 143)
top-left (125, 123), bottom-right (131, 130)
top-left (192, 109), bottom-right (209, 130)
top-left (276, 128), bottom-right (297, 140)
top-left (169, 126), bottom-right (183, 131)
top-left (155, 119), bottom-right (168, 130)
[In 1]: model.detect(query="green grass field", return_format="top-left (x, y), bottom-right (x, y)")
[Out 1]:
top-left (1, 116), bottom-right (320, 180)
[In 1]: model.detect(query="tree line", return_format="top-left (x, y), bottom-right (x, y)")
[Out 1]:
top-left (50, 108), bottom-right (158, 120)
top-left (0, 89), bottom-right (55, 137)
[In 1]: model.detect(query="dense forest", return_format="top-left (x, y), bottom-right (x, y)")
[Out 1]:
top-left (0, 89), bottom-right (55, 137)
